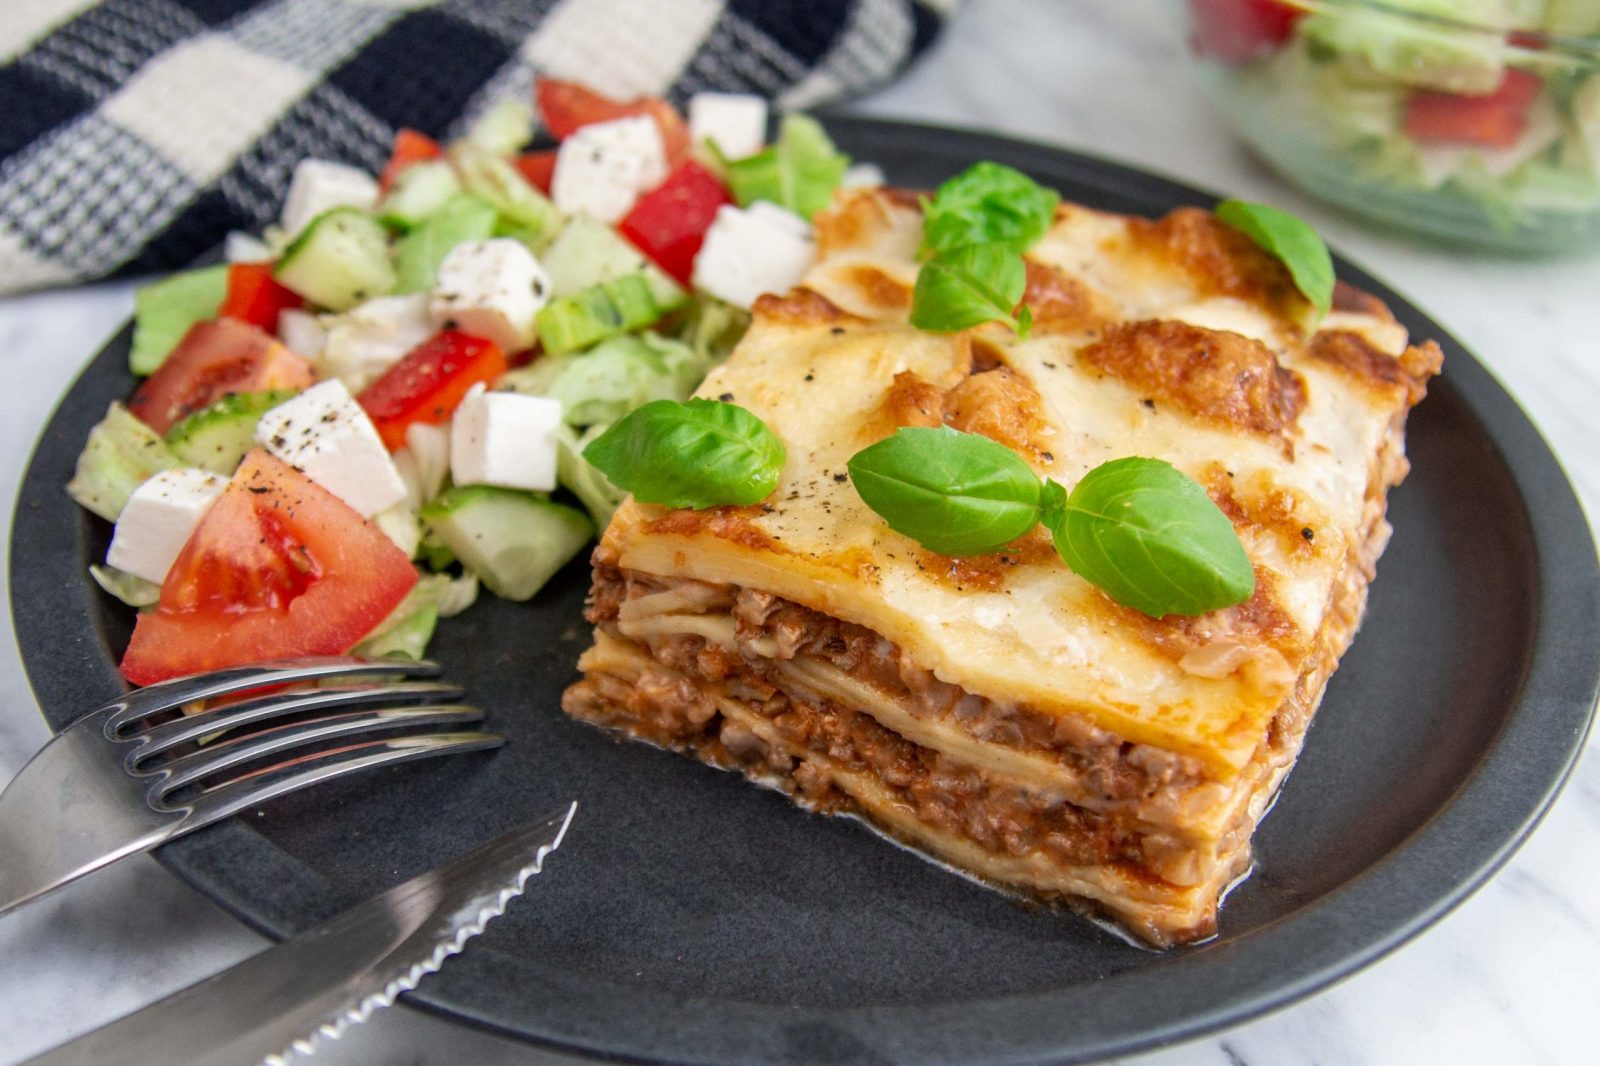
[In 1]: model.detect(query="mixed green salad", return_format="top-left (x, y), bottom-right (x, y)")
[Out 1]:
top-left (70, 79), bottom-right (857, 685)
top-left (1189, 0), bottom-right (1600, 243)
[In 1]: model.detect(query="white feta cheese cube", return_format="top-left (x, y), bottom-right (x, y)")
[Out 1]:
top-left (277, 307), bottom-right (327, 360)
top-left (224, 231), bottom-right (273, 263)
top-left (280, 159), bottom-right (379, 238)
top-left (688, 92), bottom-right (767, 160)
top-left (551, 115), bottom-right (667, 223)
top-left (393, 421), bottom-right (451, 511)
top-left (254, 380), bottom-right (407, 518)
top-left (841, 163), bottom-right (886, 188)
top-left (449, 384), bottom-right (561, 492)
top-left (317, 294), bottom-right (433, 390)
top-left (430, 239), bottom-right (550, 354)
top-left (691, 203), bottom-right (817, 309)
top-left (107, 468), bottom-right (226, 585)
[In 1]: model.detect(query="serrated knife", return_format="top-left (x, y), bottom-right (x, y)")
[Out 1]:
top-left (23, 802), bottom-right (576, 1066)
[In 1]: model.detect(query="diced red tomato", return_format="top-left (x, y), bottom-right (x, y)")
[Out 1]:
top-left (217, 262), bottom-right (303, 333)
top-left (1187, 0), bottom-right (1306, 64)
top-left (129, 319), bottom-right (315, 434)
top-left (514, 150), bottom-right (558, 194)
top-left (1404, 69), bottom-right (1543, 149)
top-left (535, 78), bottom-right (689, 162)
top-left (120, 450), bottom-right (417, 685)
top-left (378, 128), bottom-right (444, 193)
top-left (618, 161), bottom-right (732, 287)
top-left (357, 331), bottom-right (508, 450)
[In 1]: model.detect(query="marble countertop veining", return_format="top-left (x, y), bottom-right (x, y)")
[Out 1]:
top-left (2, 3), bottom-right (1597, 1064)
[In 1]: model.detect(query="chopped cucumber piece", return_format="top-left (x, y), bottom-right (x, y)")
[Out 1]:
top-left (453, 147), bottom-right (563, 249)
top-left (67, 403), bottom-right (182, 522)
top-left (373, 504), bottom-right (422, 559)
top-left (725, 114), bottom-right (850, 219)
top-left (540, 215), bottom-right (684, 309)
top-left (391, 194), bottom-right (498, 294)
top-left (535, 274), bottom-right (681, 355)
top-left (379, 160), bottom-right (461, 231)
top-left (418, 528), bottom-right (457, 571)
top-left (421, 486), bottom-right (592, 601)
top-left (89, 564), bottom-right (160, 608)
top-left (130, 265), bottom-right (229, 376)
top-left (164, 389), bottom-right (298, 473)
top-left (676, 294), bottom-right (751, 365)
top-left (274, 207), bottom-right (396, 311)
top-left (556, 424), bottom-right (625, 528)
top-left (465, 98), bottom-right (535, 156)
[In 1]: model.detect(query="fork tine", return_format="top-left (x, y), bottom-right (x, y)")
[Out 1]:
top-left (106, 657), bottom-right (444, 731)
top-left (129, 682), bottom-right (465, 760)
top-left (153, 705), bottom-right (487, 794)
top-left (175, 733), bottom-right (504, 826)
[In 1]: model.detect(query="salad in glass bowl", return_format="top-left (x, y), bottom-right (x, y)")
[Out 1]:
top-left (69, 79), bottom-right (871, 684)
top-left (1183, 0), bottom-right (1600, 252)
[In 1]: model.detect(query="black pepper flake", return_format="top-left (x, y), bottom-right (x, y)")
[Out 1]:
top-left (1042, 361), bottom-right (1057, 369)
top-left (718, 392), bottom-right (734, 402)
top-left (1142, 398), bottom-right (1155, 410)
top-left (248, 486), bottom-right (270, 494)
top-left (270, 435), bottom-right (287, 448)
top-left (1040, 451), bottom-right (1053, 463)
top-left (830, 327), bottom-right (845, 335)
top-left (832, 473), bottom-right (847, 483)
top-left (803, 373), bottom-right (814, 382)
top-left (1301, 527), bottom-right (1315, 542)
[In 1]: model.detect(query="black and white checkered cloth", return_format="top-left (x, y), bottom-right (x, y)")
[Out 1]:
top-left (0, 0), bottom-right (951, 295)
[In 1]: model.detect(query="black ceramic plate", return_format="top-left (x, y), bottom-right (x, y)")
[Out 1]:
top-left (12, 119), bottom-right (1600, 1066)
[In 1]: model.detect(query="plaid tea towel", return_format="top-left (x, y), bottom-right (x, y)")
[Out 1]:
top-left (0, 0), bottom-right (951, 295)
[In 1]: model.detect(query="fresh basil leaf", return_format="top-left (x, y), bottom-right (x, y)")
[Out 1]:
top-left (921, 161), bottom-right (1061, 257)
top-left (1215, 199), bottom-right (1335, 320)
top-left (726, 114), bottom-right (850, 220)
top-left (581, 398), bottom-right (785, 510)
top-left (909, 242), bottom-right (1030, 336)
top-left (847, 427), bottom-right (1043, 556)
top-left (1041, 457), bottom-right (1254, 618)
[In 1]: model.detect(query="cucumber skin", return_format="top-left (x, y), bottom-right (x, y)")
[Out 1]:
top-left (274, 207), bottom-right (396, 311)
top-left (421, 486), bottom-right (593, 601)
top-left (165, 390), bottom-right (298, 473)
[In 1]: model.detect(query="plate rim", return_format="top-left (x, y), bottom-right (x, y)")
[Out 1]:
top-left (10, 116), bottom-right (1599, 1066)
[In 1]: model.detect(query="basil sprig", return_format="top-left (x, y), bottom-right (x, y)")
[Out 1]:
top-left (846, 427), bottom-right (1044, 556)
top-left (921, 161), bottom-right (1060, 257)
top-left (909, 242), bottom-right (1033, 338)
top-left (582, 398), bottom-right (786, 510)
top-left (846, 429), bottom-right (1254, 618)
top-left (1214, 199), bottom-right (1334, 320)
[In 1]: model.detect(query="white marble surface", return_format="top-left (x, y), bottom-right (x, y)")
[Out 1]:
top-left (2, 3), bottom-right (1597, 1064)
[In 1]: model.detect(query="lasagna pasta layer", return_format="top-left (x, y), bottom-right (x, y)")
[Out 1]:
top-left (563, 187), bottom-right (1439, 945)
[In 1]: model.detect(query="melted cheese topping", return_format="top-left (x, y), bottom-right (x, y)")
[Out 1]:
top-left (601, 188), bottom-right (1438, 779)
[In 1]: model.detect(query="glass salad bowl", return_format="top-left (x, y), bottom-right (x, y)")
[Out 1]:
top-left (1180, 0), bottom-right (1600, 253)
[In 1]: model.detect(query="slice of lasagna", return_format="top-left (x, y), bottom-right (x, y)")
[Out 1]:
top-left (562, 187), bottom-right (1441, 946)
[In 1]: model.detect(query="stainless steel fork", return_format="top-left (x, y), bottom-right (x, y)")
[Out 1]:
top-left (0, 657), bottom-right (502, 916)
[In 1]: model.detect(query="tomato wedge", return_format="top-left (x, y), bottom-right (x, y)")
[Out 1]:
top-left (129, 318), bottom-right (315, 434)
top-left (120, 450), bottom-right (418, 685)
top-left (514, 150), bottom-right (558, 194)
top-left (378, 128), bottom-right (444, 193)
top-left (1187, 0), bottom-right (1305, 63)
top-left (217, 261), bottom-right (303, 333)
top-left (1404, 69), bottom-right (1542, 148)
top-left (358, 330), bottom-right (508, 450)
top-left (535, 78), bottom-right (689, 162)
top-left (619, 161), bottom-right (732, 287)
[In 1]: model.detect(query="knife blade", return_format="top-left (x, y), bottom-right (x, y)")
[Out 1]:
top-left (24, 802), bottom-right (576, 1066)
